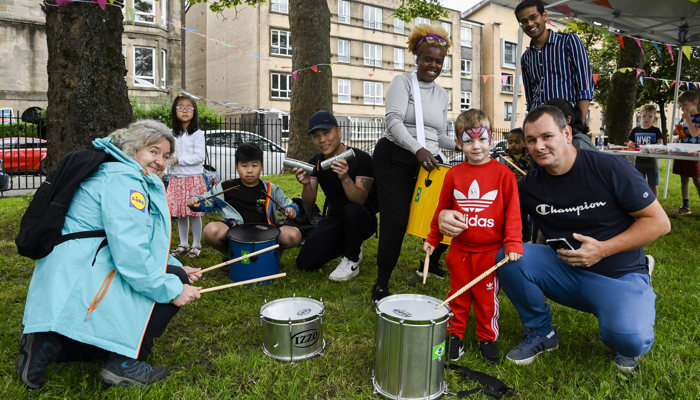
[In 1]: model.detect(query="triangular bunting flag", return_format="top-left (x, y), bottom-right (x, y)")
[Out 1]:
top-left (553, 5), bottom-right (572, 19)
top-left (652, 42), bottom-right (662, 58)
top-left (292, 70), bottom-right (299, 81)
top-left (310, 65), bottom-right (318, 72)
top-left (593, 74), bottom-right (599, 84)
top-left (96, 0), bottom-right (106, 10)
top-left (593, 0), bottom-right (613, 8)
top-left (501, 75), bottom-right (508, 85)
top-left (636, 69), bottom-right (643, 77)
top-left (482, 76), bottom-right (489, 83)
top-left (640, 77), bottom-right (644, 86)
top-left (615, 36), bottom-right (625, 48)
top-left (666, 44), bottom-right (674, 61)
top-left (633, 38), bottom-right (644, 55)
top-left (682, 46), bottom-right (692, 60)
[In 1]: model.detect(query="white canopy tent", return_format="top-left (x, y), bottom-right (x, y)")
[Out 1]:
top-left (491, 0), bottom-right (700, 196)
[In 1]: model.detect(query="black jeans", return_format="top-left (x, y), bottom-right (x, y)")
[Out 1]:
top-left (53, 265), bottom-right (188, 362)
top-left (296, 202), bottom-right (377, 270)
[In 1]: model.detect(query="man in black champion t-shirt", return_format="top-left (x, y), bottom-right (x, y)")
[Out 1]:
top-left (439, 106), bottom-right (671, 372)
top-left (293, 111), bottom-right (376, 281)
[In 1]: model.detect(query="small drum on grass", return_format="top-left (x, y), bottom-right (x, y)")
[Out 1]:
top-left (227, 223), bottom-right (280, 283)
top-left (373, 294), bottom-right (452, 400)
top-left (260, 295), bottom-right (325, 362)
top-left (406, 165), bottom-right (452, 245)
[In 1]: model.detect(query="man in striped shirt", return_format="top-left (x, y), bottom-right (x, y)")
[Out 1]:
top-left (515, 0), bottom-right (594, 120)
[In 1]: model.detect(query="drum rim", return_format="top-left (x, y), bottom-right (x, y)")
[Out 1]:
top-left (227, 223), bottom-right (281, 243)
top-left (260, 297), bottom-right (324, 323)
top-left (376, 293), bottom-right (450, 323)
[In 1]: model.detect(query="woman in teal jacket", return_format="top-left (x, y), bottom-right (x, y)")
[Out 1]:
top-left (17, 120), bottom-right (202, 389)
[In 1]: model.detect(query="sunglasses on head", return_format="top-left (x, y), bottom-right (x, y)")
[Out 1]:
top-left (415, 34), bottom-right (448, 52)
top-left (176, 106), bottom-right (195, 111)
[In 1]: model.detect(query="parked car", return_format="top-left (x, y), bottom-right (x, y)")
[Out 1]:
top-left (0, 158), bottom-right (10, 190)
top-left (203, 130), bottom-right (286, 179)
top-left (0, 137), bottom-right (47, 174)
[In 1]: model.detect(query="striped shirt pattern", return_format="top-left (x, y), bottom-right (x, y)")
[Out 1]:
top-left (521, 30), bottom-right (594, 111)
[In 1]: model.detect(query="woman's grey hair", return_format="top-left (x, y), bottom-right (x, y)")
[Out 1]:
top-left (108, 119), bottom-right (176, 159)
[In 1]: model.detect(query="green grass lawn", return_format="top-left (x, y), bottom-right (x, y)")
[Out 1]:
top-left (1, 160), bottom-right (698, 399)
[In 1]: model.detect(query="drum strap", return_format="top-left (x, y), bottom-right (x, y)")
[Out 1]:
top-left (446, 364), bottom-right (513, 398)
top-left (411, 71), bottom-right (447, 161)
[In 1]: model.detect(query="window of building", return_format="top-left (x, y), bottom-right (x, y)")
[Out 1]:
top-left (460, 91), bottom-right (471, 111)
top-left (461, 27), bottom-right (472, 47)
top-left (338, 39), bottom-right (350, 63)
top-left (394, 18), bottom-right (404, 34)
top-left (504, 102), bottom-right (513, 121)
top-left (134, 46), bottom-right (155, 85)
top-left (271, 73), bottom-right (292, 99)
top-left (338, 1), bottom-right (350, 24)
top-left (503, 40), bottom-right (517, 69)
top-left (364, 5), bottom-right (382, 30)
top-left (461, 59), bottom-right (472, 78)
top-left (271, 29), bottom-right (292, 56)
top-left (363, 43), bottom-right (382, 67)
top-left (393, 48), bottom-right (404, 70)
top-left (501, 73), bottom-right (514, 93)
top-left (415, 17), bottom-right (430, 26)
top-left (338, 79), bottom-right (351, 103)
top-left (134, 0), bottom-right (155, 23)
top-left (271, 0), bottom-right (288, 14)
top-left (160, 49), bottom-right (167, 87)
top-left (363, 81), bottom-right (383, 105)
top-left (441, 55), bottom-right (451, 75)
top-left (441, 22), bottom-right (451, 39)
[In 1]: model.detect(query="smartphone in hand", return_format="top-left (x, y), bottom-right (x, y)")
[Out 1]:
top-left (546, 238), bottom-right (575, 251)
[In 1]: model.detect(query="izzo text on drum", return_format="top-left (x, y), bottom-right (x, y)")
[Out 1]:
top-left (291, 329), bottom-right (320, 348)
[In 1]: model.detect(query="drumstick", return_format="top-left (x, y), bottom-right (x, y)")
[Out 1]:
top-left (200, 185), bottom-right (240, 202)
top-left (200, 272), bottom-right (286, 293)
top-left (422, 251), bottom-right (430, 284)
top-left (435, 257), bottom-right (509, 309)
top-left (199, 244), bottom-right (280, 274)
top-left (499, 156), bottom-right (527, 176)
top-left (260, 190), bottom-right (286, 211)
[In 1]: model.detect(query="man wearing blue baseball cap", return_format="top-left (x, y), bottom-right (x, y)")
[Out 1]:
top-left (293, 110), bottom-right (377, 281)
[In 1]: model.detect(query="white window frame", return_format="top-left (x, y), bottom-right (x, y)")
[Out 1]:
top-left (271, 29), bottom-right (292, 56)
top-left (271, 0), bottom-right (289, 14)
top-left (461, 27), bottom-right (472, 47)
top-left (393, 18), bottom-right (404, 34)
top-left (502, 39), bottom-right (518, 69)
top-left (133, 46), bottom-right (155, 86)
top-left (460, 91), bottom-right (471, 111)
top-left (337, 39), bottom-right (350, 63)
top-left (363, 43), bottom-right (382, 67)
top-left (393, 48), bottom-right (404, 70)
top-left (501, 73), bottom-right (514, 94)
top-left (134, 0), bottom-right (155, 23)
top-left (441, 55), bottom-right (452, 75)
top-left (271, 72), bottom-right (292, 99)
top-left (338, 79), bottom-right (351, 103)
top-left (441, 22), bottom-right (451, 39)
top-left (363, 5), bottom-right (382, 30)
top-left (363, 81), bottom-right (383, 105)
top-left (160, 0), bottom-right (167, 26)
top-left (504, 102), bottom-right (513, 121)
top-left (338, 1), bottom-right (350, 24)
top-left (415, 17), bottom-right (430, 26)
top-left (461, 59), bottom-right (472, 78)
top-left (160, 49), bottom-right (167, 88)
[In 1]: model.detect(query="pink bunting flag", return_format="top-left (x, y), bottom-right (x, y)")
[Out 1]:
top-left (633, 38), bottom-right (644, 55)
top-left (501, 75), bottom-right (508, 85)
top-left (368, 73), bottom-right (374, 77)
top-left (666, 44), bottom-right (674, 61)
top-left (636, 69), bottom-right (643, 78)
top-left (56, 0), bottom-right (73, 5)
top-left (553, 5), bottom-right (572, 19)
top-left (593, 74), bottom-right (599, 84)
top-left (292, 70), bottom-right (299, 81)
top-left (310, 65), bottom-right (318, 73)
top-left (95, 0), bottom-right (106, 10)
top-left (482, 76), bottom-right (489, 83)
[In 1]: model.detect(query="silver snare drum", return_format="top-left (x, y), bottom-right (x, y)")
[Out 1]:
top-left (373, 294), bottom-right (452, 400)
top-left (260, 296), bottom-right (325, 362)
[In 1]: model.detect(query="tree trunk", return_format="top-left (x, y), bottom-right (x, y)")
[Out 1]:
top-left (604, 37), bottom-right (644, 144)
top-left (287, 0), bottom-right (332, 162)
top-left (45, 1), bottom-right (133, 171)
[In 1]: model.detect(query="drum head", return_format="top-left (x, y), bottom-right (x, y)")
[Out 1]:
top-left (261, 297), bottom-right (324, 323)
top-left (376, 294), bottom-right (450, 323)
top-left (227, 223), bottom-right (280, 243)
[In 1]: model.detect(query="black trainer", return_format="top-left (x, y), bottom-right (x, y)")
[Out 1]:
top-left (449, 335), bottom-right (465, 361)
top-left (98, 354), bottom-right (169, 387)
top-left (478, 340), bottom-right (500, 364)
top-left (415, 261), bottom-right (447, 280)
top-left (16, 332), bottom-right (62, 389)
top-left (371, 284), bottom-right (391, 302)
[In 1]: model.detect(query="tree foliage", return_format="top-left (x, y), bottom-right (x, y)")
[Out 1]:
top-left (394, 0), bottom-right (447, 22)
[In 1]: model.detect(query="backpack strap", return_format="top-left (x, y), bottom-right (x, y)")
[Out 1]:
top-left (54, 230), bottom-right (107, 246)
top-left (446, 364), bottom-right (513, 398)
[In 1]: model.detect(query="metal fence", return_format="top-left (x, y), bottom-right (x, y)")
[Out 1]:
top-left (1, 117), bottom-right (510, 194)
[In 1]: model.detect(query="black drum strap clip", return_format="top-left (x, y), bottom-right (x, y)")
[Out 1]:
top-left (446, 363), bottom-right (514, 398)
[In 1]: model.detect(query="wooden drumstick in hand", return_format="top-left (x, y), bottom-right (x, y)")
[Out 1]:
top-left (435, 257), bottom-right (509, 309)
top-left (422, 252), bottom-right (430, 284)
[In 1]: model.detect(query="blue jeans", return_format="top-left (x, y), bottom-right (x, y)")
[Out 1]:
top-left (497, 244), bottom-right (656, 357)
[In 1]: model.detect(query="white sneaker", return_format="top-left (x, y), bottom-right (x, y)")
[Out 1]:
top-left (646, 255), bottom-right (655, 279)
top-left (328, 257), bottom-right (360, 281)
